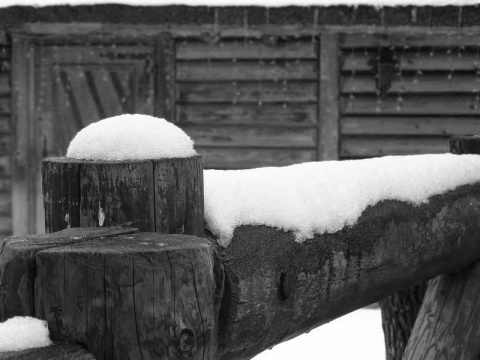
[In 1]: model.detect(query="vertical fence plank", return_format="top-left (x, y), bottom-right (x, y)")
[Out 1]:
top-left (318, 33), bottom-right (340, 161)
top-left (155, 33), bottom-right (176, 122)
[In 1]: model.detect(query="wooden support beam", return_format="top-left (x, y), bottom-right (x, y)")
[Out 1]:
top-left (318, 33), bottom-right (340, 161)
top-left (402, 135), bottom-right (480, 360)
top-left (215, 182), bottom-right (480, 360)
top-left (0, 227), bottom-right (137, 322)
top-left (36, 232), bottom-right (221, 360)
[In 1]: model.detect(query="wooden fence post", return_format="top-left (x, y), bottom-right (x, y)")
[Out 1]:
top-left (42, 155), bottom-right (204, 237)
top-left (402, 135), bottom-right (480, 360)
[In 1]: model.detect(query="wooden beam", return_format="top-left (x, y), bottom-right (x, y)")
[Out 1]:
top-left (155, 33), bottom-right (176, 122)
top-left (2, 343), bottom-right (95, 360)
top-left (215, 182), bottom-right (480, 360)
top-left (11, 34), bottom-right (34, 236)
top-left (318, 33), bottom-right (340, 161)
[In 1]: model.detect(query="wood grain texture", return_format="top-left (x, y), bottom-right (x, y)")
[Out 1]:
top-left (176, 82), bottom-right (317, 103)
top-left (79, 160), bottom-right (155, 231)
top-left (450, 135), bottom-right (480, 154)
top-left (341, 117), bottom-right (480, 135)
top-left (176, 60), bottom-right (317, 81)
top-left (215, 183), bottom-right (480, 360)
top-left (342, 33), bottom-right (480, 48)
top-left (176, 40), bottom-right (317, 60)
top-left (155, 33), bottom-right (176, 121)
top-left (319, 33), bottom-right (340, 161)
top-left (0, 227), bottom-right (137, 321)
top-left (403, 263), bottom-right (480, 360)
top-left (2, 343), bottom-right (95, 360)
top-left (154, 155), bottom-right (204, 237)
top-left (36, 233), bottom-right (218, 360)
top-left (42, 158), bottom-right (81, 233)
top-left (177, 103), bottom-right (317, 126)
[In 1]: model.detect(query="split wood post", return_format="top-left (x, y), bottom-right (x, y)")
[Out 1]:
top-left (42, 156), bottom-right (204, 236)
top-left (35, 232), bottom-right (219, 360)
top-left (0, 227), bottom-right (137, 322)
top-left (402, 135), bottom-right (480, 360)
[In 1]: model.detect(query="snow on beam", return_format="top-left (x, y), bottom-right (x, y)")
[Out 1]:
top-left (215, 183), bottom-right (480, 360)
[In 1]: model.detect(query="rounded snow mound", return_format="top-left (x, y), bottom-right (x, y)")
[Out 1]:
top-left (0, 316), bottom-right (52, 352)
top-left (66, 114), bottom-right (197, 161)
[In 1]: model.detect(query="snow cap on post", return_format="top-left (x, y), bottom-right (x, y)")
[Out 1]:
top-left (66, 114), bottom-right (196, 160)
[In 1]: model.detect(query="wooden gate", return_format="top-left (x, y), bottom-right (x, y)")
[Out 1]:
top-left (13, 36), bottom-right (155, 234)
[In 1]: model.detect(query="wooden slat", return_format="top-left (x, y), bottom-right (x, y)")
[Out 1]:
top-left (340, 137), bottom-right (449, 157)
top-left (0, 73), bottom-right (11, 96)
top-left (0, 192), bottom-right (11, 214)
top-left (0, 214), bottom-right (12, 233)
top-left (340, 95), bottom-right (480, 115)
top-left (0, 114), bottom-right (10, 133)
top-left (342, 117), bottom-right (480, 136)
top-left (177, 104), bottom-right (317, 126)
top-left (183, 125), bottom-right (317, 148)
top-left (319, 33), bottom-right (340, 161)
top-left (0, 96), bottom-right (11, 113)
top-left (0, 132), bottom-right (11, 153)
top-left (198, 148), bottom-right (316, 169)
top-left (64, 68), bottom-right (101, 124)
top-left (343, 50), bottom-right (480, 73)
top-left (38, 45), bottom-right (152, 64)
top-left (0, 178), bottom-right (11, 193)
top-left (176, 41), bottom-right (317, 60)
top-left (176, 82), bottom-right (317, 103)
top-left (342, 33), bottom-right (480, 49)
top-left (343, 74), bottom-right (480, 94)
top-left (155, 34), bottom-right (176, 122)
top-left (176, 60), bottom-right (317, 81)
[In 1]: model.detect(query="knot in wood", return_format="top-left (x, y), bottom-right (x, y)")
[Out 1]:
top-left (178, 329), bottom-right (195, 352)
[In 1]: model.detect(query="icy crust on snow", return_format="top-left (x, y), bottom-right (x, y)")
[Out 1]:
top-left (0, 317), bottom-right (52, 352)
top-left (204, 154), bottom-right (480, 247)
top-left (66, 114), bottom-right (196, 161)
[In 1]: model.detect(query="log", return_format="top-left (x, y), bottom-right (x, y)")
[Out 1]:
top-left (0, 227), bottom-right (137, 322)
top-left (2, 343), bottom-right (95, 360)
top-left (214, 182), bottom-right (480, 360)
top-left (42, 155), bottom-right (204, 236)
top-left (402, 135), bottom-right (480, 360)
top-left (35, 232), bottom-right (221, 360)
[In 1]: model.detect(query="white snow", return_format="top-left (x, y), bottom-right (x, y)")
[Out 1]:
top-left (66, 114), bottom-right (196, 161)
top-left (253, 309), bottom-right (385, 360)
top-left (0, 0), bottom-right (478, 7)
top-left (205, 154), bottom-right (480, 247)
top-left (0, 317), bottom-right (52, 352)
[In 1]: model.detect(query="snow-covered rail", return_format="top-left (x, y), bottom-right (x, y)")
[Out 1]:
top-left (2, 134), bottom-right (480, 360)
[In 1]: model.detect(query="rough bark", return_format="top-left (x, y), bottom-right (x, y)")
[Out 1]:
top-left (42, 156), bottom-right (204, 236)
top-left (36, 232), bottom-right (220, 360)
top-left (2, 343), bottom-right (95, 360)
top-left (379, 283), bottom-right (427, 360)
top-left (215, 183), bottom-right (480, 360)
top-left (0, 226), bottom-right (137, 321)
top-left (403, 262), bottom-right (480, 360)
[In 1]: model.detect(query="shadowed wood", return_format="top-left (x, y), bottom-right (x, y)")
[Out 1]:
top-left (0, 227), bottom-right (137, 321)
top-left (36, 233), bottom-right (219, 360)
top-left (215, 183), bottom-right (480, 360)
top-left (342, 33), bottom-right (480, 48)
top-left (2, 343), bottom-right (96, 360)
top-left (154, 155), bottom-right (204, 237)
top-left (402, 135), bottom-right (480, 360)
top-left (79, 160), bottom-right (155, 231)
top-left (155, 34), bottom-right (175, 121)
top-left (42, 157), bottom-right (81, 233)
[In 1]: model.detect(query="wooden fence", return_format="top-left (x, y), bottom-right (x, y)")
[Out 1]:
top-left (2, 135), bottom-right (480, 359)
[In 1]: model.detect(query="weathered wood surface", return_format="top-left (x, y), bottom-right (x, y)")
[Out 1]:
top-left (154, 157), bottom-right (204, 236)
top-left (379, 284), bottom-right (427, 360)
top-left (342, 117), bottom-right (480, 136)
top-left (401, 135), bottom-right (480, 360)
top-left (198, 148), bottom-right (316, 169)
top-left (155, 34), bottom-right (175, 121)
top-left (0, 227), bottom-right (137, 321)
top-left (403, 262), bottom-right (480, 360)
top-left (2, 343), bottom-right (95, 360)
top-left (176, 60), bottom-right (318, 81)
top-left (177, 104), bottom-right (317, 126)
top-left (318, 33), bottom-right (339, 161)
top-left (215, 183), bottom-right (480, 360)
top-left (36, 233), bottom-right (221, 360)
top-left (176, 82), bottom-right (317, 103)
top-left (43, 156), bottom-right (204, 236)
top-left (342, 33), bottom-right (480, 48)
top-left (176, 40), bottom-right (317, 60)
top-left (341, 95), bottom-right (480, 115)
